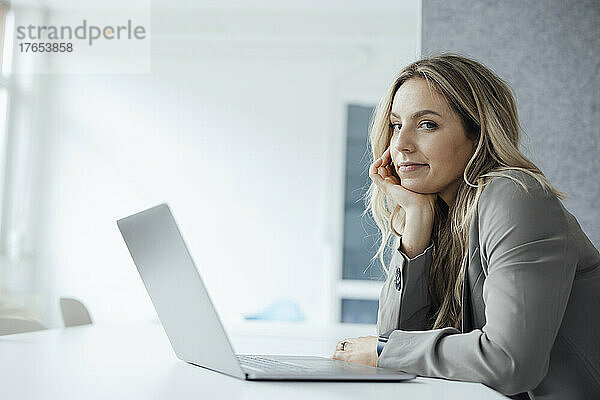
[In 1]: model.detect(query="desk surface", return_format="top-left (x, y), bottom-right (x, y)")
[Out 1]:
top-left (0, 322), bottom-right (506, 400)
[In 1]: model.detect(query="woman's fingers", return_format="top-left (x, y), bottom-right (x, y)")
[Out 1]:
top-left (369, 160), bottom-right (382, 178)
top-left (385, 176), bottom-right (399, 185)
top-left (378, 165), bottom-right (389, 179)
top-left (335, 340), bottom-right (348, 351)
top-left (331, 338), bottom-right (355, 360)
top-left (369, 163), bottom-right (388, 192)
top-left (380, 147), bottom-right (395, 179)
top-left (385, 164), bottom-right (400, 184)
top-left (384, 164), bottom-right (392, 176)
top-left (369, 148), bottom-right (437, 216)
top-left (370, 148), bottom-right (403, 194)
top-left (370, 157), bottom-right (398, 190)
top-left (382, 146), bottom-right (392, 166)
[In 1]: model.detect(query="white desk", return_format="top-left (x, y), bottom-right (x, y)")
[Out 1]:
top-left (0, 322), bottom-right (507, 400)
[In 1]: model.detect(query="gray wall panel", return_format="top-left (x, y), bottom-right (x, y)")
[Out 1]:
top-left (422, 0), bottom-right (600, 247)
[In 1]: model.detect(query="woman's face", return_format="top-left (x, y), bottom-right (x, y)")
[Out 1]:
top-left (389, 78), bottom-right (477, 206)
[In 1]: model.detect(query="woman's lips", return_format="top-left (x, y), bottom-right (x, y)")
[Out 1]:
top-left (398, 164), bottom-right (428, 172)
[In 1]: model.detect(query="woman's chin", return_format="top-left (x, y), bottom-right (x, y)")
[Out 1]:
top-left (400, 181), bottom-right (432, 194)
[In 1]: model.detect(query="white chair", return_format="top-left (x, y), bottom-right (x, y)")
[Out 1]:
top-left (60, 297), bottom-right (93, 327)
top-left (0, 317), bottom-right (46, 336)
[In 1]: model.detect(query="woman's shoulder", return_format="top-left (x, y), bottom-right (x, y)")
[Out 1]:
top-left (476, 169), bottom-right (569, 258)
top-left (477, 168), bottom-right (564, 226)
top-left (479, 169), bottom-right (557, 205)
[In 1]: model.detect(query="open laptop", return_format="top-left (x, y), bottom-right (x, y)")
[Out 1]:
top-left (117, 203), bottom-right (416, 382)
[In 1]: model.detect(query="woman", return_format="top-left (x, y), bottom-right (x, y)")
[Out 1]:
top-left (331, 54), bottom-right (600, 400)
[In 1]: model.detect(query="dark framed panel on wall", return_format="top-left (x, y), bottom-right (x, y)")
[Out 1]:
top-left (338, 103), bottom-right (388, 324)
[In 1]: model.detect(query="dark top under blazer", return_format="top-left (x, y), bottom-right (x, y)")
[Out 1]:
top-left (376, 170), bottom-right (600, 400)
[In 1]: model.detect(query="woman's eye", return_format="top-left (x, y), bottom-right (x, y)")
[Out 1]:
top-left (389, 122), bottom-right (401, 133)
top-left (388, 121), bottom-right (437, 133)
top-left (421, 121), bottom-right (437, 130)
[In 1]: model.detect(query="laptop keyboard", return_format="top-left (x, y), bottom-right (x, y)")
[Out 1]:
top-left (237, 355), bottom-right (313, 372)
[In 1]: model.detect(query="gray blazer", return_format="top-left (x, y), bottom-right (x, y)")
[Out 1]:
top-left (376, 170), bottom-right (600, 400)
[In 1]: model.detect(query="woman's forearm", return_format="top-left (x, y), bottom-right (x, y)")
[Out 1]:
top-left (401, 209), bottom-right (434, 259)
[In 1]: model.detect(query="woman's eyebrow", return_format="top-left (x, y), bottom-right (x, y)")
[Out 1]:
top-left (390, 109), bottom-right (442, 119)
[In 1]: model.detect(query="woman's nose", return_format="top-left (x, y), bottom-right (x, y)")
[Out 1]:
top-left (391, 130), bottom-right (415, 154)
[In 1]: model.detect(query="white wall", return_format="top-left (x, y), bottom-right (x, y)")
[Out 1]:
top-left (27, 0), bottom-right (420, 328)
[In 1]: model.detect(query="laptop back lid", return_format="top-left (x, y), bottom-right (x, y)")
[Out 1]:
top-left (117, 203), bottom-right (245, 379)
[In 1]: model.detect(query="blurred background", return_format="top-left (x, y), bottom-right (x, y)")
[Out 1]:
top-left (0, 0), bottom-right (598, 332)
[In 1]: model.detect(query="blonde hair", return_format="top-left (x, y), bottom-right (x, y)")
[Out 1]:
top-left (363, 52), bottom-right (567, 330)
